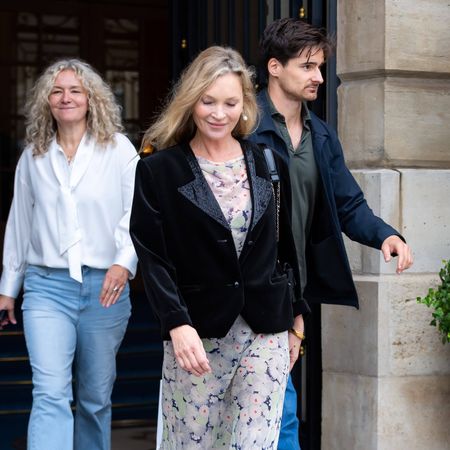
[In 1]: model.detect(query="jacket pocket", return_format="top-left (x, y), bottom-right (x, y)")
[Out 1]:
top-left (179, 284), bottom-right (203, 292)
top-left (270, 273), bottom-right (288, 284)
top-left (308, 235), bottom-right (354, 295)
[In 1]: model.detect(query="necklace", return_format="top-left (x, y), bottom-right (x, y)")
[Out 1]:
top-left (65, 152), bottom-right (76, 165)
top-left (56, 132), bottom-right (81, 166)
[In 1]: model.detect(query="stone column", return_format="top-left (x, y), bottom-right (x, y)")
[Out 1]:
top-left (321, 1), bottom-right (450, 449)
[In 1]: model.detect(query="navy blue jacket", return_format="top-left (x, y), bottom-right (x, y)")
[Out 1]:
top-left (249, 91), bottom-right (401, 308)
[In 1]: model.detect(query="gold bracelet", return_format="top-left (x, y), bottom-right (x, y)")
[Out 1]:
top-left (289, 328), bottom-right (305, 340)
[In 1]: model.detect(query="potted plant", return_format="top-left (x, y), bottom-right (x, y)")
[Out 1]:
top-left (417, 259), bottom-right (450, 344)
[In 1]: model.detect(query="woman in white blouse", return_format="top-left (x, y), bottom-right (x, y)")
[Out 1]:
top-left (0, 59), bottom-right (138, 450)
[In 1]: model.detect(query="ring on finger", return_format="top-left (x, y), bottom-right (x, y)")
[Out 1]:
top-left (112, 286), bottom-right (119, 293)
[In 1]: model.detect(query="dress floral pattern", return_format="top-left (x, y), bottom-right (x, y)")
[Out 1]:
top-left (161, 316), bottom-right (289, 449)
top-left (197, 155), bottom-right (251, 256)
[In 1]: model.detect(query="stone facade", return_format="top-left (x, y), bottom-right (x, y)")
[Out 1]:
top-left (322, 1), bottom-right (450, 448)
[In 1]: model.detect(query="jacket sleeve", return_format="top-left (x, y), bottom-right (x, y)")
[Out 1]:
top-left (326, 128), bottom-right (403, 249)
top-left (130, 158), bottom-right (193, 337)
top-left (276, 154), bottom-right (311, 316)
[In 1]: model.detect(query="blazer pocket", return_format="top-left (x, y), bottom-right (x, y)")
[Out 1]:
top-left (179, 284), bottom-right (203, 293)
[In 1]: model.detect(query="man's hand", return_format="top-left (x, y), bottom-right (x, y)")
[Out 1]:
top-left (381, 235), bottom-right (413, 274)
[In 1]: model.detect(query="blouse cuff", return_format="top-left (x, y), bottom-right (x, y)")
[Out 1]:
top-left (113, 246), bottom-right (138, 279)
top-left (0, 268), bottom-right (25, 299)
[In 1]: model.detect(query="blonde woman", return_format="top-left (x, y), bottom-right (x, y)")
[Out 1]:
top-left (130, 46), bottom-right (309, 449)
top-left (0, 59), bottom-right (138, 450)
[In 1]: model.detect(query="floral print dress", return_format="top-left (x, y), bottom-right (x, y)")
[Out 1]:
top-left (160, 155), bottom-right (290, 449)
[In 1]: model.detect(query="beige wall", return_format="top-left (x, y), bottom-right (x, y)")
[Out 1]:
top-left (322, 1), bottom-right (450, 449)
top-left (338, 0), bottom-right (450, 169)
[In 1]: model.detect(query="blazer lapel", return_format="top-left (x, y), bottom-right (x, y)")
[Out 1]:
top-left (177, 142), bottom-right (273, 234)
top-left (310, 116), bottom-right (335, 208)
top-left (178, 146), bottom-right (230, 230)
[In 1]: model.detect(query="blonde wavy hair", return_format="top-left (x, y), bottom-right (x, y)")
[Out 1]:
top-left (141, 46), bottom-right (258, 151)
top-left (25, 58), bottom-right (123, 156)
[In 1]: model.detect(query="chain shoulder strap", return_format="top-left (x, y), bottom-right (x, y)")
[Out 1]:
top-left (262, 147), bottom-right (281, 242)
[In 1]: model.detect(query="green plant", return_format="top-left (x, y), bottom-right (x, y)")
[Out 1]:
top-left (417, 259), bottom-right (450, 344)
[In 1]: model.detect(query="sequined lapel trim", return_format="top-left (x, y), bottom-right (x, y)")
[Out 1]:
top-left (178, 144), bottom-right (273, 232)
top-left (178, 152), bottom-right (230, 229)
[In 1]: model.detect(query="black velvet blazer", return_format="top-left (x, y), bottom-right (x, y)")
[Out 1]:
top-left (130, 139), bottom-right (310, 339)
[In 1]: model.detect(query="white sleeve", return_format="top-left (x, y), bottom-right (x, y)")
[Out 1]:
top-left (0, 154), bottom-right (34, 298)
top-left (112, 135), bottom-right (139, 278)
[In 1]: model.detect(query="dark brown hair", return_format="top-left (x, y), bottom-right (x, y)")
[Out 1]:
top-left (259, 18), bottom-right (334, 77)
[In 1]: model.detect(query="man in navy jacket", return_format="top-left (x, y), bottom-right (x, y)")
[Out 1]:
top-left (249, 18), bottom-right (413, 450)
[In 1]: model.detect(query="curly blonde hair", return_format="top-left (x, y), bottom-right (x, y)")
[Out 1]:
top-left (141, 46), bottom-right (258, 151)
top-left (25, 58), bottom-right (123, 155)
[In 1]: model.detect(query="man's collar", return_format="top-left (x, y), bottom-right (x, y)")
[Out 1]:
top-left (265, 89), bottom-right (282, 120)
top-left (302, 102), bottom-right (312, 125)
top-left (256, 90), bottom-right (281, 134)
top-left (263, 89), bottom-right (311, 128)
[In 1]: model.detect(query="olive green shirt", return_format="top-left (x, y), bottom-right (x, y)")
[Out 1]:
top-left (266, 93), bottom-right (319, 294)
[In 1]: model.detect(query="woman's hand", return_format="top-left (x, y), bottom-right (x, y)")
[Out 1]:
top-left (0, 295), bottom-right (17, 330)
top-left (169, 324), bottom-right (212, 377)
top-left (99, 264), bottom-right (129, 307)
top-left (288, 315), bottom-right (304, 371)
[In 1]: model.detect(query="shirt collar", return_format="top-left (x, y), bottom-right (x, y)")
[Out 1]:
top-left (265, 90), bottom-right (311, 130)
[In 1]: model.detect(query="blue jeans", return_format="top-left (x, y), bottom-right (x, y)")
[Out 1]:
top-left (278, 375), bottom-right (301, 450)
top-left (22, 265), bottom-right (131, 450)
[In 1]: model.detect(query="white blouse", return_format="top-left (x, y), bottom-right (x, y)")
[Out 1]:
top-left (0, 132), bottom-right (139, 298)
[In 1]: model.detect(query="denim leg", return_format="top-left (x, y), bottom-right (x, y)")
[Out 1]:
top-left (23, 309), bottom-right (77, 450)
top-left (278, 375), bottom-right (301, 450)
top-left (73, 269), bottom-right (130, 450)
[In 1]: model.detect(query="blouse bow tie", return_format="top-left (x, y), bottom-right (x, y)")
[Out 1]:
top-left (57, 185), bottom-right (83, 282)
top-left (50, 134), bottom-right (95, 283)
